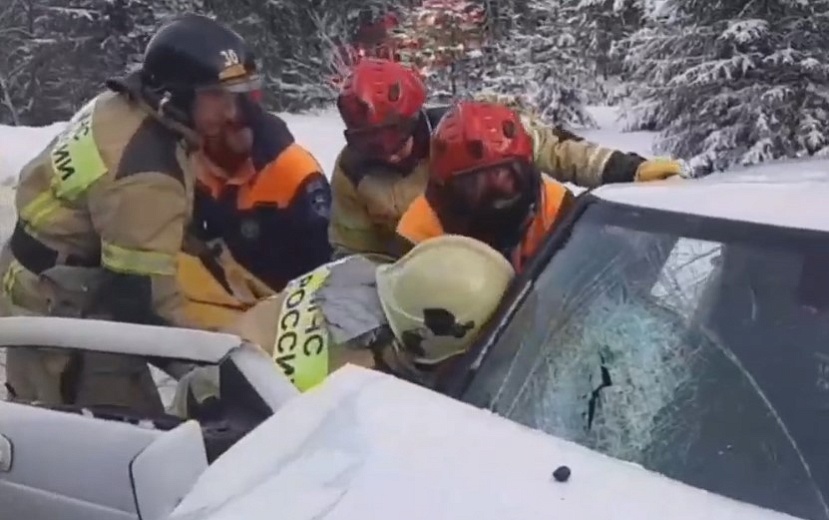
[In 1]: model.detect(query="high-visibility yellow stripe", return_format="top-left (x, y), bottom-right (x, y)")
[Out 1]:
top-left (18, 191), bottom-right (61, 230)
top-left (101, 241), bottom-right (176, 276)
top-left (273, 264), bottom-right (332, 392)
top-left (1, 259), bottom-right (24, 301)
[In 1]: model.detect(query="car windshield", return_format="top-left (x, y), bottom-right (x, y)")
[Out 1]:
top-left (462, 197), bottom-right (829, 520)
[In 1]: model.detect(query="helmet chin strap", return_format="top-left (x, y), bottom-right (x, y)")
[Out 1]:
top-left (110, 74), bottom-right (199, 147)
top-left (151, 88), bottom-right (194, 128)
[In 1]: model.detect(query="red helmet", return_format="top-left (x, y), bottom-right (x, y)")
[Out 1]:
top-left (427, 101), bottom-right (540, 248)
top-left (430, 101), bottom-right (534, 184)
top-left (337, 58), bottom-right (426, 129)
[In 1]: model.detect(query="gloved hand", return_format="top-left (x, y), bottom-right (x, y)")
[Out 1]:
top-left (634, 158), bottom-right (686, 182)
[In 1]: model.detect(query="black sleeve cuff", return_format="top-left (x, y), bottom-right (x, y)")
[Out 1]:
top-left (601, 151), bottom-right (647, 184)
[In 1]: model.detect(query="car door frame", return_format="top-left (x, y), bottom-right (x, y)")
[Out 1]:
top-left (0, 316), bottom-right (297, 415)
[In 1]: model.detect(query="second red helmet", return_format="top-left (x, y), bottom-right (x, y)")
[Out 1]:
top-left (337, 58), bottom-right (427, 129)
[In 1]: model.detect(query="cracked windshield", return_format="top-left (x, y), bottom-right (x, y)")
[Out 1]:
top-left (463, 201), bottom-right (829, 520)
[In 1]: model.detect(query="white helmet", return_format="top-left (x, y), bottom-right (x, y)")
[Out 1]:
top-left (375, 235), bottom-right (515, 365)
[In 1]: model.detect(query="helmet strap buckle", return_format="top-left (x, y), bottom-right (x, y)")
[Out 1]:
top-left (157, 91), bottom-right (172, 117)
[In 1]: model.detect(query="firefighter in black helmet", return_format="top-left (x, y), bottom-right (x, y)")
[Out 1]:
top-left (0, 14), bottom-right (264, 412)
top-left (156, 14), bottom-right (333, 332)
top-left (140, 13), bottom-right (263, 131)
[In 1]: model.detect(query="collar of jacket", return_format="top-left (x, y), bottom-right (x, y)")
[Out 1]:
top-left (193, 151), bottom-right (257, 198)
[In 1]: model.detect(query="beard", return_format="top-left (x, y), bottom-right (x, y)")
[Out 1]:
top-left (203, 125), bottom-right (253, 172)
top-left (465, 196), bottom-right (533, 252)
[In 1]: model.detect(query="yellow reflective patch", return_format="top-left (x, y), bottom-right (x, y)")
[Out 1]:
top-left (1, 259), bottom-right (24, 300)
top-left (273, 264), bottom-right (332, 392)
top-left (101, 242), bottom-right (176, 276)
top-left (50, 103), bottom-right (107, 201)
top-left (18, 191), bottom-right (61, 229)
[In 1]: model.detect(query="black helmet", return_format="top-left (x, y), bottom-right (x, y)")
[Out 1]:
top-left (140, 14), bottom-right (261, 122)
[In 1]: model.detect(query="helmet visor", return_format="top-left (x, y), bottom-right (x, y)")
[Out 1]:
top-left (194, 75), bottom-right (263, 127)
top-left (197, 73), bottom-right (263, 99)
top-left (219, 73), bottom-right (264, 96)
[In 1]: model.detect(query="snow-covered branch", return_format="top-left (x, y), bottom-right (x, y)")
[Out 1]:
top-left (622, 0), bottom-right (829, 174)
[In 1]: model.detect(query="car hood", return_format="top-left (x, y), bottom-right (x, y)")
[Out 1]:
top-left (168, 366), bottom-right (801, 520)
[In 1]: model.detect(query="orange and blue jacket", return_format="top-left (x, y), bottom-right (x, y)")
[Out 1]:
top-left (397, 177), bottom-right (575, 272)
top-left (191, 112), bottom-right (333, 292)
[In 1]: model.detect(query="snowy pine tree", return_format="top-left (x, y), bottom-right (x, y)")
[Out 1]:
top-left (0, 0), bottom-right (204, 125)
top-left (0, 0), bottom-right (31, 125)
top-left (482, 0), bottom-right (595, 127)
top-left (390, 0), bottom-right (489, 102)
top-left (323, 8), bottom-right (405, 97)
top-left (210, 0), bottom-right (404, 111)
top-left (25, 0), bottom-right (157, 123)
top-left (623, 0), bottom-right (829, 174)
top-left (0, 0), bottom-right (672, 123)
top-left (571, 0), bottom-right (644, 78)
top-left (569, 0), bottom-right (645, 103)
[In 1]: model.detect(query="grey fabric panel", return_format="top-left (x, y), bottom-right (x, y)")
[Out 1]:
top-left (115, 117), bottom-right (184, 185)
top-left (315, 256), bottom-right (388, 347)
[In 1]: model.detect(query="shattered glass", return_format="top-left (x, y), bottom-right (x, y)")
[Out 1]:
top-left (507, 291), bottom-right (701, 463)
top-left (463, 201), bottom-right (829, 520)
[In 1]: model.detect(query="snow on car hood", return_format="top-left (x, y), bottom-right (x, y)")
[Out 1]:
top-left (169, 365), bottom-right (800, 520)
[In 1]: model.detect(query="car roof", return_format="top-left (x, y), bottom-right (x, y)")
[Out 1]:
top-left (591, 160), bottom-right (829, 233)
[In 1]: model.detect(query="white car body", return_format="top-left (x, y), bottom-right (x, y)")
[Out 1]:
top-left (594, 168), bottom-right (829, 233)
top-left (171, 364), bottom-right (802, 520)
top-left (1, 171), bottom-right (821, 520)
top-left (0, 317), bottom-right (799, 520)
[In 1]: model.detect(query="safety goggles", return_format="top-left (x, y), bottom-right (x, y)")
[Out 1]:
top-left (343, 117), bottom-right (418, 158)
